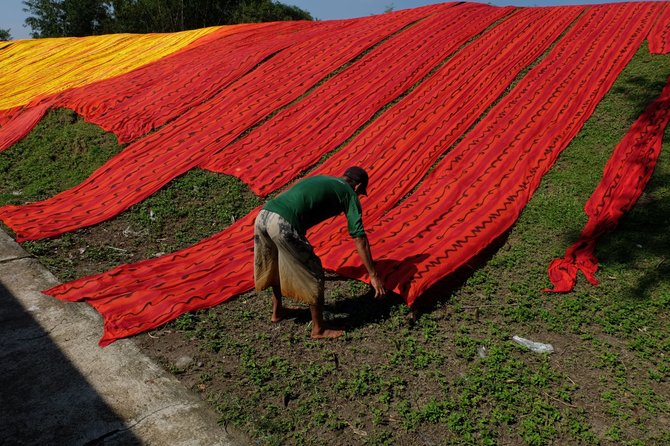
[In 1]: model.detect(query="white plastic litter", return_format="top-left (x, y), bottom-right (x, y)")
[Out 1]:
top-left (512, 336), bottom-right (554, 354)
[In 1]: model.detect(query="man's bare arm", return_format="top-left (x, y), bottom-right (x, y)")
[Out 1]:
top-left (353, 236), bottom-right (386, 298)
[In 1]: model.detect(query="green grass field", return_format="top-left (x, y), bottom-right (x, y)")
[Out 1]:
top-left (1, 41), bottom-right (669, 445)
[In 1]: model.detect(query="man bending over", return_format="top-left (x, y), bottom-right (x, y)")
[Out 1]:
top-left (254, 166), bottom-right (385, 339)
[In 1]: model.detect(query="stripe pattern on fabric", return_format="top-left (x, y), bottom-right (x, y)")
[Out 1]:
top-left (649, 2), bottom-right (670, 54)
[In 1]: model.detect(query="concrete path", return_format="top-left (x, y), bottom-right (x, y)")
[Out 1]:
top-left (0, 229), bottom-right (242, 445)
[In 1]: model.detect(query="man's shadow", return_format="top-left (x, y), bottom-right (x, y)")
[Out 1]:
top-left (320, 254), bottom-right (438, 329)
top-left (320, 231), bottom-right (512, 329)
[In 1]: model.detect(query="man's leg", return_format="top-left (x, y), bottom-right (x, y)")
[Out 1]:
top-left (267, 213), bottom-right (342, 337)
top-left (271, 286), bottom-right (304, 322)
top-left (255, 210), bottom-right (286, 322)
top-left (309, 302), bottom-right (344, 339)
top-left (271, 286), bottom-right (283, 322)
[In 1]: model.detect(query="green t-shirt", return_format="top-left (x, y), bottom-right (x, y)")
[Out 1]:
top-left (263, 176), bottom-right (365, 238)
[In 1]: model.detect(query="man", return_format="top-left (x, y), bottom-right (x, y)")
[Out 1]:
top-left (254, 166), bottom-right (385, 339)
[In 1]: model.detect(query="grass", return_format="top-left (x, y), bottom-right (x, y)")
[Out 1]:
top-left (0, 110), bottom-right (123, 205)
top-left (1, 41), bottom-right (669, 445)
top-left (0, 111), bottom-right (260, 280)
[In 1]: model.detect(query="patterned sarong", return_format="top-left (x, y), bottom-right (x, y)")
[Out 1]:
top-left (254, 210), bottom-right (324, 305)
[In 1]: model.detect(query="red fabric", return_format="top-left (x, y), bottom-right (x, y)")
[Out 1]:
top-left (58, 22), bottom-right (320, 144)
top-left (0, 103), bottom-right (51, 150)
top-left (0, 9), bottom-right (446, 152)
top-left (199, 3), bottom-right (514, 193)
top-left (46, 5), bottom-right (583, 345)
top-left (309, 5), bottom-right (583, 233)
top-left (0, 5), bottom-right (442, 242)
top-left (329, 2), bottom-right (662, 305)
top-left (0, 22), bottom-right (335, 152)
top-left (48, 212), bottom-right (259, 346)
top-left (545, 76), bottom-right (670, 292)
top-left (0, 107), bottom-right (21, 127)
top-left (14, 2), bottom-right (667, 345)
top-left (649, 2), bottom-right (670, 54)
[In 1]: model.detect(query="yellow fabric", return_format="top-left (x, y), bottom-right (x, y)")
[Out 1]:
top-left (0, 27), bottom-right (222, 110)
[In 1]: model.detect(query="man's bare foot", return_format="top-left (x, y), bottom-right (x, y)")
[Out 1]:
top-left (271, 306), bottom-right (305, 323)
top-left (310, 327), bottom-right (345, 339)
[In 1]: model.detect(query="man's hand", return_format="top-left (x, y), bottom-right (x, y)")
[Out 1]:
top-left (354, 236), bottom-right (386, 299)
top-left (370, 273), bottom-right (386, 299)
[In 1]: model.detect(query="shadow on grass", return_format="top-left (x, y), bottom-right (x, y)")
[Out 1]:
top-left (410, 229), bottom-right (513, 314)
top-left (323, 232), bottom-right (514, 327)
top-left (596, 170), bottom-right (670, 299)
top-left (326, 255), bottom-right (429, 329)
top-left (611, 75), bottom-right (670, 121)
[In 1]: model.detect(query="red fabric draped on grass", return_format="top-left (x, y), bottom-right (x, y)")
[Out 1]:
top-left (0, 18), bottom-right (390, 151)
top-left (0, 4), bottom-right (445, 242)
top-left (45, 5), bottom-right (583, 345)
top-left (0, 107), bottom-right (20, 127)
top-left (54, 22), bottom-right (320, 144)
top-left (347, 2), bottom-right (663, 303)
top-left (649, 2), bottom-right (670, 54)
top-left (0, 22), bottom-right (319, 151)
top-left (346, 2), bottom-right (663, 303)
top-left (0, 103), bottom-right (52, 152)
top-left (199, 3), bottom-right (514, 194)
top-left (545, 76), bottom-right (670, 293)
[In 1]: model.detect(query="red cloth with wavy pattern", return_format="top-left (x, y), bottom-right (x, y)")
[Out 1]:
top-left (545, 76), bottom-right (670, 292)
top-left (57, 22), bottom-right (320, 143)
top-left (199, 3), bottom-right (514, 193)
top-left (0, 103), bottom-right (52, 151)
top-left (347, 2), bottom-right (663, 304)
top-left (649, 3), bottom-right (670, 54)
top-left (0, 107), bottom-right (21, 127)
top-left (46, 5), bottom-right (584, 345)
top-left (311, 2), bottom-right (661, 302)
top-left (0, 4), bottom-right (443, 242)
top-left (0, 23), bottom-right (311, 151)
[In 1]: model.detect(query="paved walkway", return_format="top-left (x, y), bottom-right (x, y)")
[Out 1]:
top-left (0, 229), bottom-right (241, 445)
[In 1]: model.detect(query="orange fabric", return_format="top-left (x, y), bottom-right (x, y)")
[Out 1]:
top-left (47, 4), bottom-right (584, 344)
top-left (352, 2), bottom-right (662, 304)
top-left (305, 2), bottom-right (660, 302)
top-left (0, 22), bottom-right (315, 151)
top-left (0, 3), bottom-right (666, 345)
top-left (199, 3), bottom-right (513, 190)
top-left (55, 21), bottom-right (318, 144)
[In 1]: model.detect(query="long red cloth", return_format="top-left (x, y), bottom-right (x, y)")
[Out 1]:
top-left (0, 4), bottom-right (442, 242)
top-left (46, 5), bottom-right (583, 345)
top-left (57, 22), bottom-right (320, 143)
top-left (303, 6), bottom-right (583, 226)
top-left (0, 21), bottom-right (355, 151)
top-left (0, 107), bottom-right (20, 127)
top-left (0, 103), bottom-right (52, 151)
top-left (0, 26), bottom-right (239, 150)
top-left (545, 76), bottom-right (670, 292)
top-left (649, 2), bottom-right (670, 54)
top-left (327, 2), bottom-right (663, 305)
top-left (199, 3), bottom-right (514, 194)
